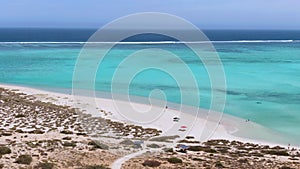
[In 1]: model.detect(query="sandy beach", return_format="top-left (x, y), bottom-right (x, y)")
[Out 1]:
top-left (0, 83), bottom-right (300, 168)
top-left (0, 83), bottom-right (295, 147)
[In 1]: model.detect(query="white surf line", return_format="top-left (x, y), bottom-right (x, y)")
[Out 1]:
top-left (0, 40), bottom-right (298, 44)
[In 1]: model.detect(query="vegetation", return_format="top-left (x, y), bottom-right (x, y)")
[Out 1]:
top-left (60, 130), bottom-right (73, 134)
top-left (120, 139), bottom-right (134, 145)
top-left (62, 136), bottom-right (72, 140)
top-left (178, 139), bottom-right (200, 144)
top-left (187, 146), bottom-right (217, 153)
top-left (88, 141), bottom-right (109, 150)
top-left (149, 135), bottom-right (179, 142)
top-left (31, 129), bottom-right (45, 134)
top-left (262, 150), bottom-right (289, 156)
top-left (146, 144), bottom-right (160, 148)
top-left (192, 158), bottom-right (205, 162)
top-left (185, 136), bottom-right (195, 139)
top-left (142, 160), bottom-right (161, 167)
top-left (279, 166), bottom-right (295, 169)
top-left (26, 142), bottom-right (40, 148)
top-left (85, 165), bottom-right (109, 169)
top-left (163, 147), bottom-right (173, 153)
top-left (215, 161), bottom-right (224, 168)
top-left (15, 129), bottom-right (24, 133)
top-left (15, 155), bottom-right (33, 165)
top-left (35, 162), bottom-right (54, 169)
top-left (167, 157), bottom-right (183, 164)
top-left (76, 132), bottom-right (87, 136)
top-left (62, 141), bottom-right (77, 147)
top-left (0, 146), bottom-right (11, 155)
top-left (238, 158), bottom-right (248, 163)
top-left (1, 132), bottom-right (12, 136)
top-left (15, 114), bottom-right (26, 118)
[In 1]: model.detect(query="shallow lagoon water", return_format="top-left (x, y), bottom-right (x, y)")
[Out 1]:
top-left (0, 30), bottom-right (300, 141)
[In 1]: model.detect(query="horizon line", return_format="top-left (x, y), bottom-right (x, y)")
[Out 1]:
top-left (0, 27), bottom-right (300, 31)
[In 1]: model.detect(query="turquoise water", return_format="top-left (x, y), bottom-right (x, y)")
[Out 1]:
top-left (1, 42), bottom-right (300, 141)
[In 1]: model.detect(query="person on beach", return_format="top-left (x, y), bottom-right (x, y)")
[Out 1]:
top-left (164, 105), bottom-right (168, 112)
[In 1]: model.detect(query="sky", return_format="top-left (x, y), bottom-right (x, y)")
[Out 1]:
top-left (0, 0), bottom-right (299, 29)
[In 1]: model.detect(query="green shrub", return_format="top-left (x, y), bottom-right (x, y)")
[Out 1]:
top-left (142, 160), bottom-right (161, 167)
top-left (88, 141), bottom-right (109, 150)
top-left (15, 129), bottom-right (24, 133)
top-left (0, 146), bottom-right (11, 155)
top-left (1, 132), bottom-right (12, 136)
top-left (215, 161), bottom-right (224, 168)
top-left (26, 142), bottom-right (40, 148)
top-left (250, 152), bottom-right (264, 157)
top-left (187, 146), bottom-right (203, 151)
top-left (279, 166), bottom-right (294, 169)
top-left (146, 144), bottom-right (160, 148)
top-left (85, 165), bottom-right (109, 169)
top-left (15, 155), bottom-right (32, 165)
top-left (163, 148), bottom-right (173, 153)
top-left (217, 148), bottom-right (228, 153)
top-left (187, 146), bottom-right (217, 153)
top-left (178, 139), bottom-right (200, 144)
top-left (271, 146), bottom-right (285, 150)
top-left (262, 150), bottom-right (289, 156)
top-left (62, 137), bottom-right (72, 140)
top-left (60, 130), bottom-right (73, 134)
top-left (62, 141), bottom-right (76, 147)
top-left (167, 157), bottom-right (182, 164)
top-left (15, 114), bottom-right (26, 118)
top-left (185, 136), bottom-right (195, 139)
top-left (120, 139), bottom-right (134, 145)
top-left (237, 158), bottom-right (248, 163)
top-left (192, 158), bottom-right (205, 161)
top-left (149, 135), bottom-right (179, 142)
top-left (29, 129), bottom-right (44, 134)
top-left (76, 132), bottom-right (87, 136)
top-left (35, 162), bottom-right (54, 169)
top-left (205, 148), bottom-right (217, 153)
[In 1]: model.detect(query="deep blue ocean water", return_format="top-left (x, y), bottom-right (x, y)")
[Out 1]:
top-left (0, 29), bottom-right (300, 141)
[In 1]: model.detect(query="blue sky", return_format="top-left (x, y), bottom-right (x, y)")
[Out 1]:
top-left (0, 0), bottom-right (299, 29)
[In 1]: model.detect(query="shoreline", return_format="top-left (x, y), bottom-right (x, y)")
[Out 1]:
top-left (0, 83), bottom-right (298, 148)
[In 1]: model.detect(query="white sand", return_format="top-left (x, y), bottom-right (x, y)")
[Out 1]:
top-left (0, 83), bottom-right (295, 148)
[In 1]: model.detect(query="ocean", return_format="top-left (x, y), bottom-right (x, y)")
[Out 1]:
top-left (0, 28), bottom-right (300, 141)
